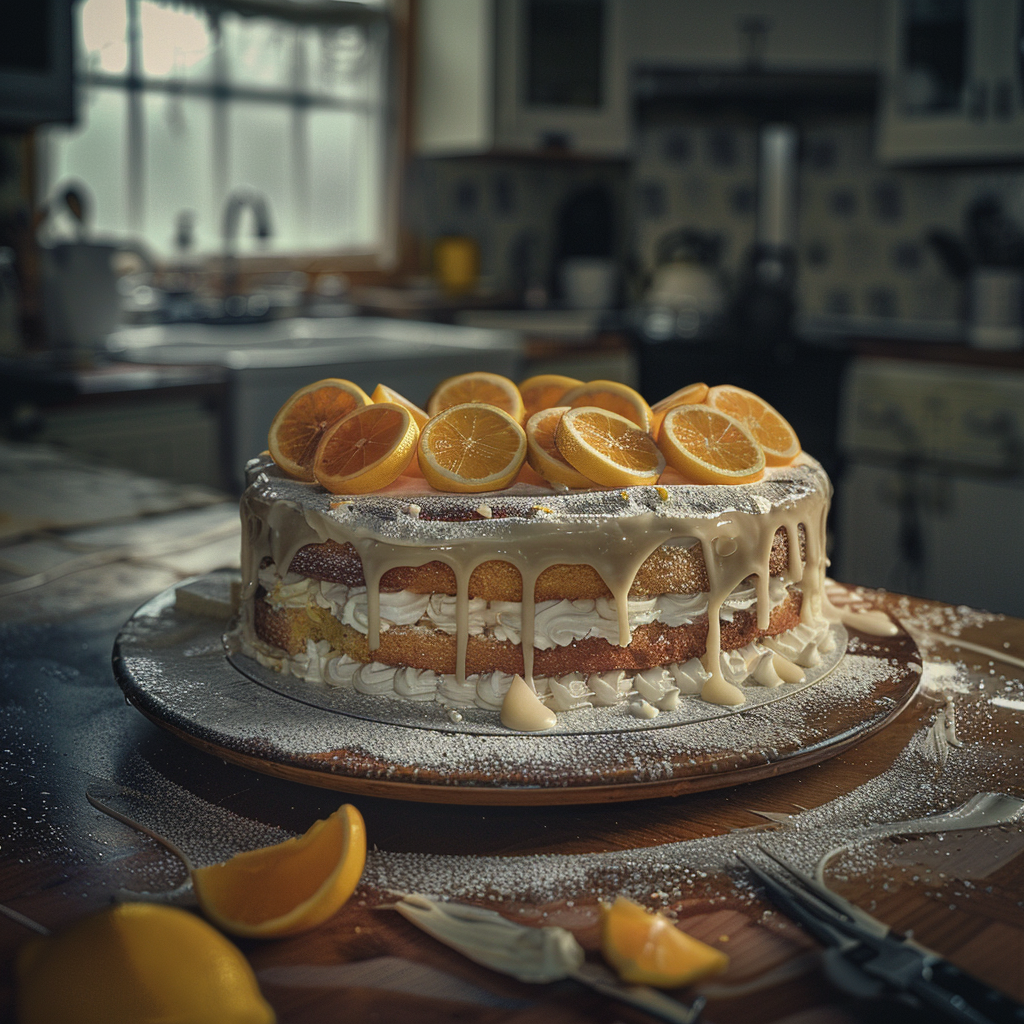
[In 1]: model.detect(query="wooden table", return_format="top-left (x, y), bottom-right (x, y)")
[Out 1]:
top-left (1, 565), bottom-right (1023, 1023)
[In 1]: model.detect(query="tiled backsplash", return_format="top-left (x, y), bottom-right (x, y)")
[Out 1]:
top-left (412, 114), bottom-right (1024, 325)
top-left (405, 156), bottom-right (629, 298)
top-left (633, 112), bottom-right (1024, 324)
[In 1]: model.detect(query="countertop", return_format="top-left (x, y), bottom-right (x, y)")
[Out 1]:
top-left (2, 447), bottom-right (1024, 1023)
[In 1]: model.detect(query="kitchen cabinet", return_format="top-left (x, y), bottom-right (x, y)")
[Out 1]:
top-left (0, 360), bottom-right (229, 491)
top-left (877, 0), bottom-right (1024, 164)
top-left (414, 0), bottom-right (629, 156)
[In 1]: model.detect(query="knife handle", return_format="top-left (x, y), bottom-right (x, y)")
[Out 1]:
top-left (912, 960), bottom-right (1024, 1024)
top-left (571, 965), bottom-right (705, 1024)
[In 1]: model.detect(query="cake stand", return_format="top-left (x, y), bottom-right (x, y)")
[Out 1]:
top-left (112, 574), bottom-right (922, 805)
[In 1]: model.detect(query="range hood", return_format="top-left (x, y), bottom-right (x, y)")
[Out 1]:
top-left (633, 68), bottom-right (877, 117)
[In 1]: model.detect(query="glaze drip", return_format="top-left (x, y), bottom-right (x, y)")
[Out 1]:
top-left (241, 456), bottom-right (834, 706)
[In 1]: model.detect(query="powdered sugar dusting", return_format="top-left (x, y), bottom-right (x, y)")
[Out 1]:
top-left (246, 456), bottom-right (826, 546)
top-left (100, 580), bottom-right (1024, 925)
top-left (115, 582), bottom-right (919, 793)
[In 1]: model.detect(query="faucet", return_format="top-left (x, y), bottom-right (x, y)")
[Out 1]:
top-left (221, 189), bottom-right (272, 302)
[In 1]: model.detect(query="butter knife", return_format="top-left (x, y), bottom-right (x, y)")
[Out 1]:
top-left (390, 893), bottom-right (705, 1024)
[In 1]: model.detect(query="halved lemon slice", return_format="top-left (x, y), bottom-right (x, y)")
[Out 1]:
top-left (706, 384), bottom-right (800, 466)
top-left (191, 804), bottom-right (366, 940)
top-left (658, 404), bottom-right (765, 484)
top-left (561, 380), bottom-right (654, 433)
top-left (312, 403), bottom-right (418, 494)
top-left (650, 382), bottom-right (709, 439)
top-left (427, 371), bottom-right (526, 423)
top-left (601, 896), bottom-right (729, 988)
top-left (555, 406), bottom-right (665, 488)
top-left (370, 382), bottom-right (429, 429)
top-left (518, 373), bottom-right (583, 419)
top-left (525, 407), bottom-right (593, 489)
top-left (418, 402), bottom-right (527, 492)
top-left (268, 378), bottom-right (370, 481)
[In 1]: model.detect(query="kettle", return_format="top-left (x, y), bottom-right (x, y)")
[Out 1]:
top-left (641, 229), bottom-right (727, 340)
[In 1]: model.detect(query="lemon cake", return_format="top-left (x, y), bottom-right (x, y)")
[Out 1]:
top-left (237, 453), bottom-right (837, 714)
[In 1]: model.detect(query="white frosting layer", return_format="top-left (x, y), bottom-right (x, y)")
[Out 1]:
top-left (240, 613), bottom-right (835, 713)
top-left (257, 565), bottom-right (791, 652)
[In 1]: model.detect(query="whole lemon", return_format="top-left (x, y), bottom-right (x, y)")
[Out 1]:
top-left (16, 902), bottom-right (275, 1024)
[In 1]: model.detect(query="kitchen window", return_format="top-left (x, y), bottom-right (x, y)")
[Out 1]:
top-left (40, 0), bottom-right (395, 263)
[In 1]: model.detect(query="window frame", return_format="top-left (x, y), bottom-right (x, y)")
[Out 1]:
top-left (37, 0), bottom-right (411, 280)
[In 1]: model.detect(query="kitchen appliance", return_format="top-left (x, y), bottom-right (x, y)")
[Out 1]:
top-left (836, 357), bottom-right (1024, 616)
top-left (635, 228), bottom-right (726, 342)
top-left (733, 123), bottom-right (799, 354)
top-left (106, 317), bottom-right (523, 490)
top-left (928, 195), bottom-right (1024, 350)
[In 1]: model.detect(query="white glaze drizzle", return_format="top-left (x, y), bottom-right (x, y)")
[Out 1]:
top-left (241, 457), bottom-right (832, 707)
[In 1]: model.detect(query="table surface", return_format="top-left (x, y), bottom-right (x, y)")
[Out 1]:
top-left (1, 457), bottom-right (1023, 1023)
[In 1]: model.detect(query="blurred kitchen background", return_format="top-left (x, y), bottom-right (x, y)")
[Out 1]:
top-left (0, 0), bottom-right (1023, 615)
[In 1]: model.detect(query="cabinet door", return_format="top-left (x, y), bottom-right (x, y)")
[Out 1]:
top-left (414, 0), bottom-right (495, 155)
top-left (493, 0), bottom-right (630, 155)
top-left (877, 0), bottom-right (1024, 164)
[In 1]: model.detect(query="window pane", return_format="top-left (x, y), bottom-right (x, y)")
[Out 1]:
top-left (308, 108), bottom-right (382, 250)
top-left (55, 1), bottom-right (390, 258)
top-left (307, 24), bottom-right (380, 102)
top-left (222, 14), bottom-right (296, 91)
top-left (47, 86), bottom-right (130, 238)
top-left (227, 101), bottom-right (292, 253)
top-left (79, 0), bottom-right (128, 75)
top-left (139, 1), bottom-right (215, 83)
top-left (142, 91), bottom-right (218, 255)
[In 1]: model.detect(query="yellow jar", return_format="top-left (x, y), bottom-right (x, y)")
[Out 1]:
top-left (433, 236), bottom-right (479, 296)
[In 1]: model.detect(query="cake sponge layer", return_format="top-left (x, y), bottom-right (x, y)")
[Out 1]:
top-left (254, 586), bottom-right (803, 675)
top-left (284, 527), bottom-right (805, 602)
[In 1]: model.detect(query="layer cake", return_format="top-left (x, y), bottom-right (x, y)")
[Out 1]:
top-left (238, 454), bottom-right (835, 715)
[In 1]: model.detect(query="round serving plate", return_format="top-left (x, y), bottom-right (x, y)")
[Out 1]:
top-left (112, 575), bottom-right (923, 805)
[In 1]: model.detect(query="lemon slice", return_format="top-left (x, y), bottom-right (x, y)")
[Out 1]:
top-left (650, 382), bottom-right (709, 439)
top-left (706, 384), bottom-right (801, 465)
top-left (267, 379), bottom-right (370, 481)
top-left (560, 380), bottom-right (654, 433)
top-left (525, 407), bottom-right (593, 489)
top-left (427, 371), bottom-right (526, 423)
top-left (601, 896), bottom-right (729, 988)
top-left (418, 402), bottom-right (527, 492)
top-left (517, 373), bottom-right (583, 419)
top-left (657, 404), bottom-right (765, 485)
top-left (312, 403), bottom-right (419, 494)
top-left (191, 803), bottom-right (366, 939)
top-left (555, 406), bottom-right (665, 487)
top-left (370, 382), bottom-right (430, 429)
top-left (16, 903), bottom-right (275, 1024)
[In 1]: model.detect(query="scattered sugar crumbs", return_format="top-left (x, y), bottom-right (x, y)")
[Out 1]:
top-left (85, 602), bottom-right (1024, 922)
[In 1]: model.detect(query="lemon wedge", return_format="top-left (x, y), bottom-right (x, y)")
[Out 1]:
top-left (16, 903), bottom-right (274, 1024)
top-left (601, 896), bottom-right (729, 988)
top-left (191, 803), bottom-right (366, 939)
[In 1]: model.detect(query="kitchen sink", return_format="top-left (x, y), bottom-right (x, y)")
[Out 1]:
top-left (106, 316), bottom-right (523, 490)
top-left (106, 316), bottom-right (521, 365)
